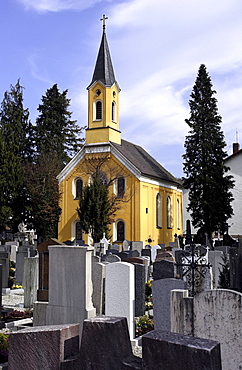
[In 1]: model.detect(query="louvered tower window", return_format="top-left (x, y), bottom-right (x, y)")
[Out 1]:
top-left (96, 101), bottom-right (102, 120)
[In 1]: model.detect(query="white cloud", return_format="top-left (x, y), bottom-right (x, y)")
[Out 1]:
top-left (16, 0), bottom-right (104, 12)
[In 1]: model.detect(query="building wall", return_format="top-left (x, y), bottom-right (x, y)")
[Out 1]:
top-left (58, 153), bottom-right (183, 246)
top-left (226, 152), bottom-right (242, 237)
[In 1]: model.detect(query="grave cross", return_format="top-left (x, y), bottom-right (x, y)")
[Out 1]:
top-left (100, 14), bottom-right (108, 30)
top-left (176, 244), bottom-right (212, 297)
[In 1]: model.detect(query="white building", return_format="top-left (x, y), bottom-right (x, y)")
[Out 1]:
top-left (225, 143), bottom-right (242, 238)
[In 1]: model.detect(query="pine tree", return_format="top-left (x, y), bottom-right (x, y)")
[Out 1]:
top-left (77, 177), bottom-right (112, 243)
top-left (25, 152), bottom-right (62, 240)
top-left (34, 84), bottom-right (84, 166)
top-left (0, 80), bottom-right (33, 231)
top-left (183, 64), bottom-right (234, 241)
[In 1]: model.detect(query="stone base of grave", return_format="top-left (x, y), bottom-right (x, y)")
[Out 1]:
top-left (80, 316), bottom-right (142, 369)
top-left (8, 324), bottom-right (80, 370)
top-left (142, 330), bottom-right (221, 370)
top-left (33, 301), bottom-right (48, 326)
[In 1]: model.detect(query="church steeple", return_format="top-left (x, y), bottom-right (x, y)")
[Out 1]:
top-left (86, 15), bottom-right (121, 145)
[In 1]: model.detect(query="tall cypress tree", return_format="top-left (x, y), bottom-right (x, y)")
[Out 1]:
top-left (77, 177), bottom-right (111, 243)
top-left (0, 80), bottom-right (33, 231)
top-left (34, 84), bottom-right (84, 166)
top-left (183, 64), bottom-right (234, 241)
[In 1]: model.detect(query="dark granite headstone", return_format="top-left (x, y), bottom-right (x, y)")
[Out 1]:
top-left (230, 244), bottom-right (242, 292)
top-left (8, 324), bottom-right (80, 370)
top-left (153, 260), bottom-right (176, 280)
top-left (142, 330), bottom-right (221, 370)
top-left (37, 238), bottom-right (64, 301)
top-left (134, 264), bottom-right (146, 316)
top-left (141, 249), bottom-right (151, 258)
top-left (0, 252), bottom-right (10, 288)
top-left (80, 317), bottom-right (142, 369)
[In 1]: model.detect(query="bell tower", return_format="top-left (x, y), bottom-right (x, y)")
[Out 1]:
top-left (86, 15), bottom-right (121, 145)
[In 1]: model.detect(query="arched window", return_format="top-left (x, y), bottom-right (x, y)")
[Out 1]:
top-left (76, 179), bottom-right (83, 199)
top-left (117, 176), bottom-right (125, 198)
top-left (76, 221), bottom-right (82, 241)
top-left (167, 196), bottom-right (172, 228)
top-left (156, 193), bottom-right (162, 228)
top-left (177, 199), bottom-right (180, 229)
top-left (117, 220), bottom-right (125, 242)
top-left (95, 101), bottom-right (102, 120)
top-left (112, 101), bottom-right (116, 122)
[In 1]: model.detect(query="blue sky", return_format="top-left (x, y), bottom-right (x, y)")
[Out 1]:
top-left (1, 0), bottom-right (242, 178)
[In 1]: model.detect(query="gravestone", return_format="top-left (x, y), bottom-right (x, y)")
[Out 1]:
top-left (153, 259), bottom-right (176, 280)
top-left (37, 238), bottom-right (64, 302)
top-left (46, 245), bottom-right (96, 337)
top-left (142, 330), bottom-right (221, 370)
top-left (116, 251), bottom-right (129, 260)
top-left (123, 257), bottom-right (145, 265)
top-left (208, 250), bottom-right (224, 288)
top-left (92, 262), bottom-right (106, 315)
top-left (123, 239), bottom-right (131, 251)
top-left (134, 263), bottom-right (146, 317)
top-left (132, 241), bottom-right (144, 254)
top-left (105, 262), bottom-right (135, 339)
top-left (230, 244), bottom-right (242, 292)
top-left (106, 254), bottom-right (121, 263)
top-left (155, 250), bottom-right (174, 262)
top-left (80, 317), bottom-right (141, 369)
top-left (131, 250), bottom-right (140, 257)
top-left (23, 256), bottom-right (39, 308)
top-left (141, 249), bottom-right (151, 258)
top-left (0, 252), bottom-right (10, 288)
top-left (142, 256), bottom-right (151, 281)
top-left (15, 245), bottom-right (36, 284)
top-left (153, 278), bottom-right (185, 331)
top-left (6, 241), bottom-right (19, 262)
top-left (111, 244), bottom-right (121, 252)
top-left (151, 245), bottom-right (161, 262)
top-left (8, 324), bottom-right (80, 370)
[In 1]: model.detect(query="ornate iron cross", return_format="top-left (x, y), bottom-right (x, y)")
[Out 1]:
top-left (100, 14), bottom-right (108, 30)
top-left (176, 244), bottom-right (212, 297)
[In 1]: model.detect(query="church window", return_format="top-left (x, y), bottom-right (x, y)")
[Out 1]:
top-left (117, 220), bottom-right (125, 242)
top-left (117, 176), bottom-right (125, 198)
top-left (76, 179), bottom-right (83, 199)
top-left (95, 100), bottom-right (102, 120)
top-left (75, 221), bottom-right (82, 240)
top-left (177, 199), bottom-right (180, 229)
top-left (112, 101), bottom-right (116, 122)
top-left (156, 193), bottom-right (162, 228)
top-left (167, 196), bottom-right (172, 228)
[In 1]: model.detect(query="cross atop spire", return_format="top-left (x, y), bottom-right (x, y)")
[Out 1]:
top-left (100, 14), bottom-right (108, 31)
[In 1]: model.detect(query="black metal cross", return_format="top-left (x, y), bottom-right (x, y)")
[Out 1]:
top-left (100, 14), bottom-right (108, 30)
top-left (176, 244), bottom-right (212, 297)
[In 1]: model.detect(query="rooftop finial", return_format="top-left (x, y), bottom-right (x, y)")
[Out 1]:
top-left (100, 14), bottom-right (108, 31)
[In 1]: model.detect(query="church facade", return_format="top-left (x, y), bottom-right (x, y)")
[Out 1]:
top-left (57, 21), bottom-right (183, 246)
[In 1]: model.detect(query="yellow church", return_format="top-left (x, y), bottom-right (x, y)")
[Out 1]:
top-left (57, 19), bottom-right (183, 246)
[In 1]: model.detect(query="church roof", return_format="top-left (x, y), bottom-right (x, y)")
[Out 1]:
top-left (112, 139), bottom-right (181, 186)
top-left (87, 30), bottom-right (117, 89)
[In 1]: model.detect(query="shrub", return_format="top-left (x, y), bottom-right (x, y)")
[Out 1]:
top-left (0, 333), bottom-right (9, 363)
top-left (135, 315), bottom-right (154, 337)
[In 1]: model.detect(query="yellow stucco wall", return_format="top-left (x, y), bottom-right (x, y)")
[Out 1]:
top-left (58, 153), bottom-right (183, 246)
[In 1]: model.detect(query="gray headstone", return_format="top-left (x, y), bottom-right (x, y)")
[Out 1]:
top-left (106, 254), bottom-right (121, 263)
top-left (141, 249), bottom-right (151, 258)
top-left (92, 262), bottom-right (106, 315)
top-left (153, 260), bottom-right (176, 280)
top-left (153, 278), bottom-right (186, 331)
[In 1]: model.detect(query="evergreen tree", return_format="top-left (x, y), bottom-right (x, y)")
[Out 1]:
top-left (0, 80), bottom-right (33, 231)
top-left (34, 84), bottom-right (84, 166)
top-left (77, 177), bottom-right (112, 243)
top-left (25, 152), bottom-right (62, 240)
top-left (183, 64), bottom-right (234, 241)
top-left (218, 252), bottom-right (230, 289)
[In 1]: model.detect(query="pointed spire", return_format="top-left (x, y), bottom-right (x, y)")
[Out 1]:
top-left (87, 15), bottom-right (117, 89)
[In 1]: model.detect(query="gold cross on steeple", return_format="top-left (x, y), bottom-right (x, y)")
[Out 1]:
top-left (100, 14), bottom-right (108, 31)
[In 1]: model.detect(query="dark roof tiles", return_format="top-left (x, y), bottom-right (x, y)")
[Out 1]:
top-left (112, 139), bottom-right (181, 186)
